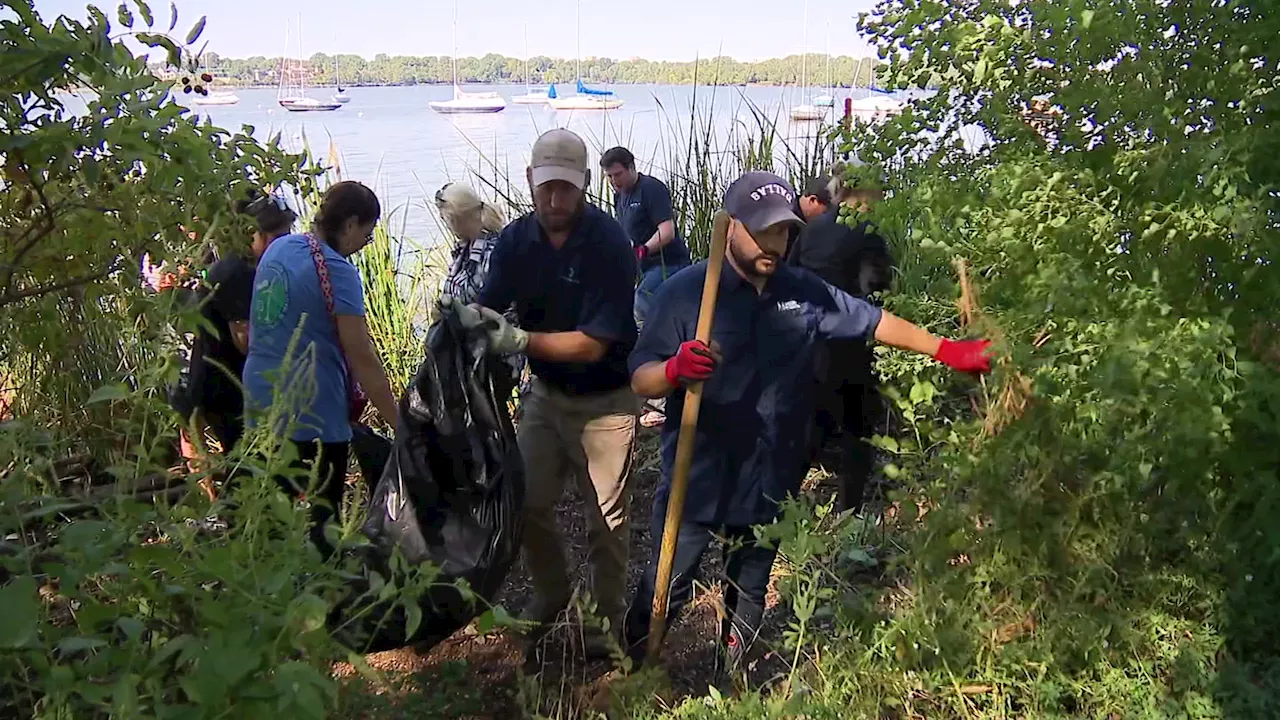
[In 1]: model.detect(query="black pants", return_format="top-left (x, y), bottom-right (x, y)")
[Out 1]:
top-left (203, 409), bottom-right (244, 454)
top-left (810, 341), bottom-right (882, 513)
top-left (624, 501), bottom-right (779, 664)
top-left (274, 439), bottom-right (350, 556)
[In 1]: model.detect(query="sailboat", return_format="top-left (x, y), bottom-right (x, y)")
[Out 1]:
top-left (278, 18), bottom-right (341, 112)
top-left (191, 61), bottom-right (240, 106)
top-left (790, 0), bottom-right (827, 122)
top-left (847, 57), bottom-right (905, 123)
top-left (548, 0), bottom-right (623, 111)
top-left (430, 1), bottom-right (506, 114)
top-left (812, 24), bottom-right (835, 108)
top-left (332, 57), bottom-right (350, 104)
top-left (512, 26), bottom-right (552, 104)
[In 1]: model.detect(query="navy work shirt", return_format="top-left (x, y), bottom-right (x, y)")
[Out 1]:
top-left (788, 208), bottom-right (894, 298)
top-left (478, 204), bottom-right (638, 395)
top-left (614, 173), bottom-right (691, 272)
top-left (629, 261), bottom-right (883, 526)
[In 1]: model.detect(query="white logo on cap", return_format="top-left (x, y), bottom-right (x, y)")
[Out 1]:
top-left (750, 183), bottom-right (795, 204)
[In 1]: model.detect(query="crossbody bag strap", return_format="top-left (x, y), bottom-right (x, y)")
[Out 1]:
top-left (303, 233), bottom-right (368, 421)
top-left (304, 233), bottom-right (339, 320)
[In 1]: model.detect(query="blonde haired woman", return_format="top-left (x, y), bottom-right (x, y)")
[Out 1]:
top-left (434, 182), bottom-right (506, 304)
top-left (433, 183), bottom-right (524, 394)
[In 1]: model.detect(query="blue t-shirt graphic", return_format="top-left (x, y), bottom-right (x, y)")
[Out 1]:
top-left (243, 233), bottom-right (366, 443)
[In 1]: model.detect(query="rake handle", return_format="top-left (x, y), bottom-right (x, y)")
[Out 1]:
top-left (646, 210), bottom-right (731, 663)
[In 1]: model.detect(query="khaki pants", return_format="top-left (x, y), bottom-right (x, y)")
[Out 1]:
top-left (518, 378), bottom-right (638, 626)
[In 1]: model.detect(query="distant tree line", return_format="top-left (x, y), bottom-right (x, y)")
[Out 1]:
top-left (183, 52), bottom-right (887, 88)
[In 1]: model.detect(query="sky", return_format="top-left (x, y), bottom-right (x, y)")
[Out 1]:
top-left (31, 0), bottom-right (880, 62)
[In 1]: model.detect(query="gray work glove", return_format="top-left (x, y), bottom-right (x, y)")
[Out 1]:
top-left (434, 293), bottom-right (485, 328)
top-left (470, 304), bottom-right (528, 355)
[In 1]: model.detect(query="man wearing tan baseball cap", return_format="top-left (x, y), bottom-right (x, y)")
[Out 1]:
top-left (444, 128), bottom-right (640, 654)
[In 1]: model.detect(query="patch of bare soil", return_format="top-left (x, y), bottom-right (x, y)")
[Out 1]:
top-left (339, 427), bottom-right (855, 719)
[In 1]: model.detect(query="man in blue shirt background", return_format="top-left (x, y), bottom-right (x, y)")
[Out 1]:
top-left (455, 129), bottom-right (639, 651)
top-left (622, 171), bottom-right (993, 676)
top-left (601, 146), bottom-right (691, 326)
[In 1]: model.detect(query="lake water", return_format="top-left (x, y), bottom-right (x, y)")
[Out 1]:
top-left (174, 84), bottom-right (898, 246)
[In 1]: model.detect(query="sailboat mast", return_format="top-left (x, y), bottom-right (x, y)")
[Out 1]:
top-left (576, 0), bottom-right (582, 82)
top-left (452, 1), bottom-right (459, 89)
top-left (800, 0), bottom-right (809, 96)
top-left (524, 25), bottom-right (530, 92)
top-left (825, 23), bottom-right (831, 93)
top-left (298, 13), bottom-right (307, 96)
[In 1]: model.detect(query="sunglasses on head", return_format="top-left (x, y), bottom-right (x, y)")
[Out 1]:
top-left (435, 183), bottom-right (453, 205)
top-left (245, 191), bottom-right (289, 216)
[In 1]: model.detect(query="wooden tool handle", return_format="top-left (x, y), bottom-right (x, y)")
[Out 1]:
top-left (646, 210), bottom-right (731, 662)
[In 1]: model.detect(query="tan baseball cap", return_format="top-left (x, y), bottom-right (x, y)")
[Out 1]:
top-left (530, 128), bottom-right (588, 189)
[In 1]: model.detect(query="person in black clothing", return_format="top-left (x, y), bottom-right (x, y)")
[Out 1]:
top-left (600, 146), bottom-right (691, 327)
top-left (185, 191), bottom-right (297, 455)
top-left (798, 175), bottom-right (834, 221)
top-left (788, 177), bottom-right (893, 513)
top-left (786, 175), bottom-right (834, 254)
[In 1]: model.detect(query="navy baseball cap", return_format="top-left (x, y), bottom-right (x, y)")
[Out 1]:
top-left (724, 171), bottom-right (805, 234)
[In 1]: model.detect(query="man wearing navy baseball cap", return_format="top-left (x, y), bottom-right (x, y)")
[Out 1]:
top-left (621, 171), bottom-right (992, 678)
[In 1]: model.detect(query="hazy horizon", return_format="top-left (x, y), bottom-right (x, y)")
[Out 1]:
top-left (31, 0), bottom-right (880, 64)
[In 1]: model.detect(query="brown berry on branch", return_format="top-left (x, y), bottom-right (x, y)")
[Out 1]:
top-left (182, 85), bottom-right (192, 94)
top-left (201, 73), bottom-right (213, 82)
top-left (181, 76), bottom-right (190, 85)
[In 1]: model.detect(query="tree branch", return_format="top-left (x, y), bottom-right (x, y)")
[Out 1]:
top-left (0, 261), bottom-right (123, 308)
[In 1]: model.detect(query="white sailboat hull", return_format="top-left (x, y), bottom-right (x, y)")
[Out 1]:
top-left (849, 96), bottom-right (906, 122)
top-left (790, 104), bottom-right (827, 121)
top-left (430, 91), bottom-right (507, 114)
top-left (284, 97), bottom-right (343, 112)
top-left (548, 95), bottom-right (623, 111)
top-left (192, 93), bottom-right (240, 106)
top-left (511, 92), bottom-right (551, 105)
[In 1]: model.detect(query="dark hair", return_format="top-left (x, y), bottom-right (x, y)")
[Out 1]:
top-left (312, 181), bottom-right (381, 240)
top-left (600, 146), bottom-right (636, 170)
top-left (237, 190), bottom-right (297, 237)
top-left (803, 175), bottom-right (833, 205)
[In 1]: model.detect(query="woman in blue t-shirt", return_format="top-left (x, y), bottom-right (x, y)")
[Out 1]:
top-left (243, 181), bottom-right (399, 553)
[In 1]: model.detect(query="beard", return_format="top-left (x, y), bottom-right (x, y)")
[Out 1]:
top-left (729, 240), bottom-right (780, 277)
top-left (534, 195), bottom-right (585, 235)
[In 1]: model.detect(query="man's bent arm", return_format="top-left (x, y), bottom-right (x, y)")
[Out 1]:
top-left (631, 360), bottom-right (673, 398)
top-left (644, 220), bottom-right (677, 253)
top-left (526, 330), bottom-right (609, 365)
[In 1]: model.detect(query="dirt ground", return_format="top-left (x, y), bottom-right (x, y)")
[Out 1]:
top-left (336, 424), bottom-right (850, 719)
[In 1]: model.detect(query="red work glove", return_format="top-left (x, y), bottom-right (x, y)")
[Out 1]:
top-left (635, 244), bottom-right (649, 263)
top-left (934, 338), bottom-right (993, 374)
top-left (665, 340), bottom-right (718, 386)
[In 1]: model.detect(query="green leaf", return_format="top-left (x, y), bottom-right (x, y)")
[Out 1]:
top-left (88, 5), bottom-right (110, 33)
top-left (57, 636), bottom-right (108, 653)
top-left (117, 3), bottom-right (134, 28)
top-left (474, 608), bottom-right (496, 635)
top-left (185, 16), bottom-right (206, 45)
top-left (1082, 9), bottom-right (1095, 28)
top-left (404, 600), bottom-right (422, 639)
top-left (0, 576), bottom-right (40, 648)
top-left (87, 383), bottom-right (130, 405)
top-left (289, 594), bottom-right (327, 633)
top-left (117, 617), bottom-right (145, 641)
top-left (134, 0), bottom-right (153, 26)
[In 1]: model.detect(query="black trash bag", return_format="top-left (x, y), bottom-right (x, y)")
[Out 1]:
top-left (349, 423), bottom-right (392, 486)
top-left (330, 313), bottom-right (525, 653)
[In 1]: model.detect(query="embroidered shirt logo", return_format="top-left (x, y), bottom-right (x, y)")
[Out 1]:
top-left (775, 299), bottom-right (803, 313)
